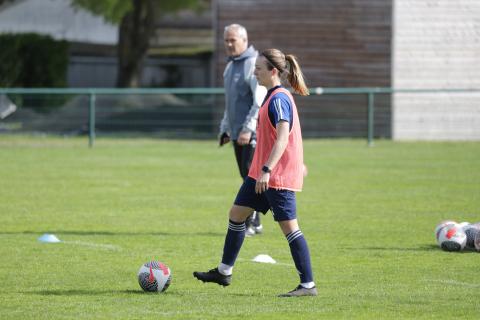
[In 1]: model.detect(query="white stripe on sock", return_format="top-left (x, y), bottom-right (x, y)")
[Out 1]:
top-left (289, 232), bottom-right (303, 243)
top-left (286, 230), bottom-right (301, 241)
top-left (286, 230), bottom-right (302, 243)
top-left (229, 222), bottom-right (246, 232)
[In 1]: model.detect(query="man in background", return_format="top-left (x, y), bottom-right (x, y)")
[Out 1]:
top-left (219, 24), bottom-right (266, 236)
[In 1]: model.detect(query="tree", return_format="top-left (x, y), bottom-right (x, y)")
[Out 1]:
top-left (72, 0), bottom-right (204, 87)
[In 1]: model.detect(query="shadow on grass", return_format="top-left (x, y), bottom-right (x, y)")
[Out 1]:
top-left (25, 289), bottom-right (266, 297)
top-left (339, 244), bottom-right (439, 252)
top-left (357, 245), bottom-right (480, 253)
top-left (341, 245), bottom-right (479, 254)
top-left (0, 230), bottom-right (224, 237)
top-left (24, 289), bottom-right (144, 296)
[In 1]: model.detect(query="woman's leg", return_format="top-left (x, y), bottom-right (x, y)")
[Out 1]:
top-left (278, 219), bottom-right (315, 287)
top-left (221, 205), bottom-right (254, 271)
top-left (278, 219), bottom-right (299, 236)
top-left (193, 205), bottom-right (254, 286)
top-left (229, 204), bottom-right (254, 222)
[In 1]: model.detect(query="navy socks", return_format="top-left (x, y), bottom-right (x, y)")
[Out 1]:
top-left (221, 220), bottom-right (246, 266)
top-left (220, 221), bottom-right (314, 285)
top-left (286, 229), bottom-right (314, 283)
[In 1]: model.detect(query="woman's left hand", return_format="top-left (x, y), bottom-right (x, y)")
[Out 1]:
top-left (255, 172), bottom-right (270, 194)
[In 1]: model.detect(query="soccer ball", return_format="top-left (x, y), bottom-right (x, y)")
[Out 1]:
top-left (138, 261), bottom-right (172, 293)
top-left (434, 220), bottom-right (456, 242)
top-left (458, 221), bottom-right (470, 228)
top-left (462, 224), bottom-right (480, 250)
top-left (437, 223), bottom-right (467, 252)
top-left (475, 229), bottom-right (480, 252)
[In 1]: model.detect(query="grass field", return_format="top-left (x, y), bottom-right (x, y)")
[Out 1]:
top-left (0, 135), bottom-right (479, 319)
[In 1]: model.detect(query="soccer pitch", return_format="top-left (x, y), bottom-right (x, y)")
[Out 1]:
top-left (0, 136), bottom-right (479, 319)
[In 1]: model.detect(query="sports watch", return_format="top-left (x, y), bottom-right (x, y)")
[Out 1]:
top-left (262, 165), bottom-right (271, 173)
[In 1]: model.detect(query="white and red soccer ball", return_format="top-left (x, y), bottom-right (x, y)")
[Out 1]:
top-left (138, 261), bottom-right (172, 293)
top-left (436, 222), bottom-right (467, 252)
top-left (434, 220), bottom-right (457, 242)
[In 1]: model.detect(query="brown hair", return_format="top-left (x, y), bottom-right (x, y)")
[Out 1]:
top-left (261, 48), bottom-right (309, 96)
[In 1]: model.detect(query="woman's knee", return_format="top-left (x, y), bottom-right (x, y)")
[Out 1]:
top-left (278, 219), bottom-right (299, 235)
top-left (229, 205), bottom-right (254, 223)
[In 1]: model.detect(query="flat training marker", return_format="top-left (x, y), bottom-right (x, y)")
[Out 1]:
top-left (252, 254), bottom-right (276, 264)
top-left (38, 233), bottom-right (61, 243)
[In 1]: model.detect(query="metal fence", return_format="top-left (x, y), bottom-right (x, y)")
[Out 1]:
top-left (0, 87), bottom-right (479, 147)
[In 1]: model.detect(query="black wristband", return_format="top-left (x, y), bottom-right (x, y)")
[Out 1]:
top-left (262, 165), bottom-right (271, 173)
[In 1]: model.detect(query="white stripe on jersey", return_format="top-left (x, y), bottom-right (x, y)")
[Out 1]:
top-left (273, 98), bottom-right (284, 121)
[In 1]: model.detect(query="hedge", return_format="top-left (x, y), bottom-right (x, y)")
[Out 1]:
top-left (0, 33), bottom-right (69, 87)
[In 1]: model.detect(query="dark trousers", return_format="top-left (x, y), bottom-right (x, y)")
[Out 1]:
top-left (233, 140), bottom-right (260, 227)
top-left (233, 141), bottom-right (255, 179)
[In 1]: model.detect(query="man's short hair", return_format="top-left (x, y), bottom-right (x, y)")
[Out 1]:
top-left (224, 24), bottom-right (248, 41)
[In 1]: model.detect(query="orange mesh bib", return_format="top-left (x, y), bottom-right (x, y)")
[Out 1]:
top-left (248, 88), bottom-right (303, 191)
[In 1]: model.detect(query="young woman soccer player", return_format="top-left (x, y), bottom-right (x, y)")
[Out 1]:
top-left (194, 48), bottom-right (316, 297)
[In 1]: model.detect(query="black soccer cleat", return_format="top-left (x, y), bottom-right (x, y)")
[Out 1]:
top-left (278, 285), bottom-right (318, 297)
top-left (193, 268), bottom-right (231, 287)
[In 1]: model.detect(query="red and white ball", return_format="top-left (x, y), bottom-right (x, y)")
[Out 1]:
top-left (434, 220), bottom-right (456, 242)
top-left (138, 261), bottom-right (172, 293)
top-left (437, 223), bottom-right (467, 252)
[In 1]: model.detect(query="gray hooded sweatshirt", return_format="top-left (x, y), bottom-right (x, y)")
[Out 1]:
top-left (220, 45), bottom-right (267, 140)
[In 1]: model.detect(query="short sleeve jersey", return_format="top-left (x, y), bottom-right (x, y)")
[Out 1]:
top-left (263, 86), bottom-right (293, 130)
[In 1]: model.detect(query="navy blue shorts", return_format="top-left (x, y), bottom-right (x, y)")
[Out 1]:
top-left (234, 177), bottom-right (297, 221)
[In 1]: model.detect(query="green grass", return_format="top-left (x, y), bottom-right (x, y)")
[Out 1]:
top-left (0, 135), bottom-right (479, 319)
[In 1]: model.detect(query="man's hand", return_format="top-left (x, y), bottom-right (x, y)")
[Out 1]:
top-left (237, 130), bottom-right (252, 146)
top-left (219, 132), bottom-right (230, 146)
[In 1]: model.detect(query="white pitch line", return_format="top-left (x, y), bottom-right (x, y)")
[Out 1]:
top-left (62, 240), bottom-right (121, 251)
top-left (425, 279), bottom-right (480, 288)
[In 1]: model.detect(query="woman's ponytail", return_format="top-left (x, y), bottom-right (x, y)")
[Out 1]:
top-left (285, 54), bottom-right (309, 96)
top-left (261, 49), bottom-right (309, 96)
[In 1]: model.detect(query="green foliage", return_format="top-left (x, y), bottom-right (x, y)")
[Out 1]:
top-left (156, 0), bottom-right (207, 13)
top-left (71, 0), bottom-right (131, 23)
top-left (71, 0), bottom-right (205, 23)
top-left (0, 33), bottom-right (69, 88)
top-left (0, 137), bottom-right (479, 319)
top-left (0, 36), bottom-right (22, 86)
top-left (0, 34), bottom-right (70, 111)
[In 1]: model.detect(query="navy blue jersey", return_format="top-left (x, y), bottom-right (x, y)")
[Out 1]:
top-left (262, 86), bottom-right (293, 131)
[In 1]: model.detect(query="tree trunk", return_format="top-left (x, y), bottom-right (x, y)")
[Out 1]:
top-left (116, 0), bottom-right (155, 88)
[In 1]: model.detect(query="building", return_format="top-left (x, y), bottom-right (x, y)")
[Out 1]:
top-left (214, 0), bottom-right (480, 140)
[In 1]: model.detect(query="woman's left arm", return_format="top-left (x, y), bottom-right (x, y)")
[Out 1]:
top-left (255, 121), bottom-right (290, 193)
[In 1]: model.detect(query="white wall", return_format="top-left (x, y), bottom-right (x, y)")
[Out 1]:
top-left (392, 0), bottom-right (480, 140)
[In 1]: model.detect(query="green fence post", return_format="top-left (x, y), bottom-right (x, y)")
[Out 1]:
top-left (88, 92), bottom-right (96, 148)
top-left (367, 92), bottom-right (374, 147)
